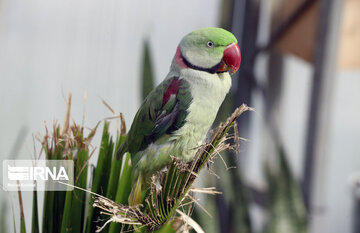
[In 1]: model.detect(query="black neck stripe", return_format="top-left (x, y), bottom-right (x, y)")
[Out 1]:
top-left (180, 52), bottom-right (223, 74)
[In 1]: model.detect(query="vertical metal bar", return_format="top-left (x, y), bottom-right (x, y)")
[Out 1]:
top-left (302, 0), bottom-right (344, 220)
top-left (233, 0), bottom-right (260, 139)
top-left (353, 196), bottom-right (360, 233)
top-left (263, 0), bottom-right (285, 136)
top-left (213, 1), bottom-right (260, 233)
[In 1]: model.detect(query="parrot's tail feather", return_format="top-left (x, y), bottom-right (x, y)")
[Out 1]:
top-left (116, 142), bottom-right (127, 160)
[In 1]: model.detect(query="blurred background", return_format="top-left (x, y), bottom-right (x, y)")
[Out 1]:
top-left (0, 0), bottom-right (359, 232)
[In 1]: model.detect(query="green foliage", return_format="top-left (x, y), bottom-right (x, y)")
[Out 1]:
top-left (31, 189), bottom-right (39, 233)
top-left (105, 134), bottom-right (120, 200)
top-left (39, 121), bottom-right (97, 233)
top-left (60, 187), bottom-right (72, 233)
top-left (30, 119), bottom-right (124, 233)
top-left (263, 147), bottom-right (307, 233)
top-left (108, 152), bottom-right (133, 233)
top-left (141, 39), bottom-right (155, 101)
top-left (71, 148), bottom-right (89, 233)
top-left (1, 198), bottom-right (8, 233)
top-left (212, 92), bottom-right (253, 233)
top-left (86, 121), bottom-right (115, 233)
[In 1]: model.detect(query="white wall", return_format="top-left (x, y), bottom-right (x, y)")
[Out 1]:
top-left (314, 70), bottom-right (360, 233)
top-left (0, 0), bottom-right (221, 231)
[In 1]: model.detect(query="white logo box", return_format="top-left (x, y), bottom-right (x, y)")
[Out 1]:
top-left (3, 160), bottom-right (74, 191)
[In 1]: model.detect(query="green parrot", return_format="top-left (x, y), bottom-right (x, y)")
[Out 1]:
top-left (117, 27), bottom-right (241, 204)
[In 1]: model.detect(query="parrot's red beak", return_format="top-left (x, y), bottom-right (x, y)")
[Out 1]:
top-left (217, 43), bottom-right (241, 75)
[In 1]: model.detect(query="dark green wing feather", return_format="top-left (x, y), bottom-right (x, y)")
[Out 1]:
top-left (117, 76), bottom-right (192, 159)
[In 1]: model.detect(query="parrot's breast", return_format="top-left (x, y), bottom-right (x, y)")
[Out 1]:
top-left (170, 69), bottom-right (232, 161)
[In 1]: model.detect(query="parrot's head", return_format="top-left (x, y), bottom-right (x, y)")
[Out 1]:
top-left (176, 27), bottom-right (241, 75)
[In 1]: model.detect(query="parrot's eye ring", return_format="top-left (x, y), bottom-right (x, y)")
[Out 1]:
top-left (206, 41), bottom-right (214, 48)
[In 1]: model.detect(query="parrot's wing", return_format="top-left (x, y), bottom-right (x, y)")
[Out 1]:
top-left (124, 76), bottom-right (192, 156)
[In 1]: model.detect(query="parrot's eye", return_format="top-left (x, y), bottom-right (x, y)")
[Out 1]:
top-left (206, 41), bottom-right (214, 48)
